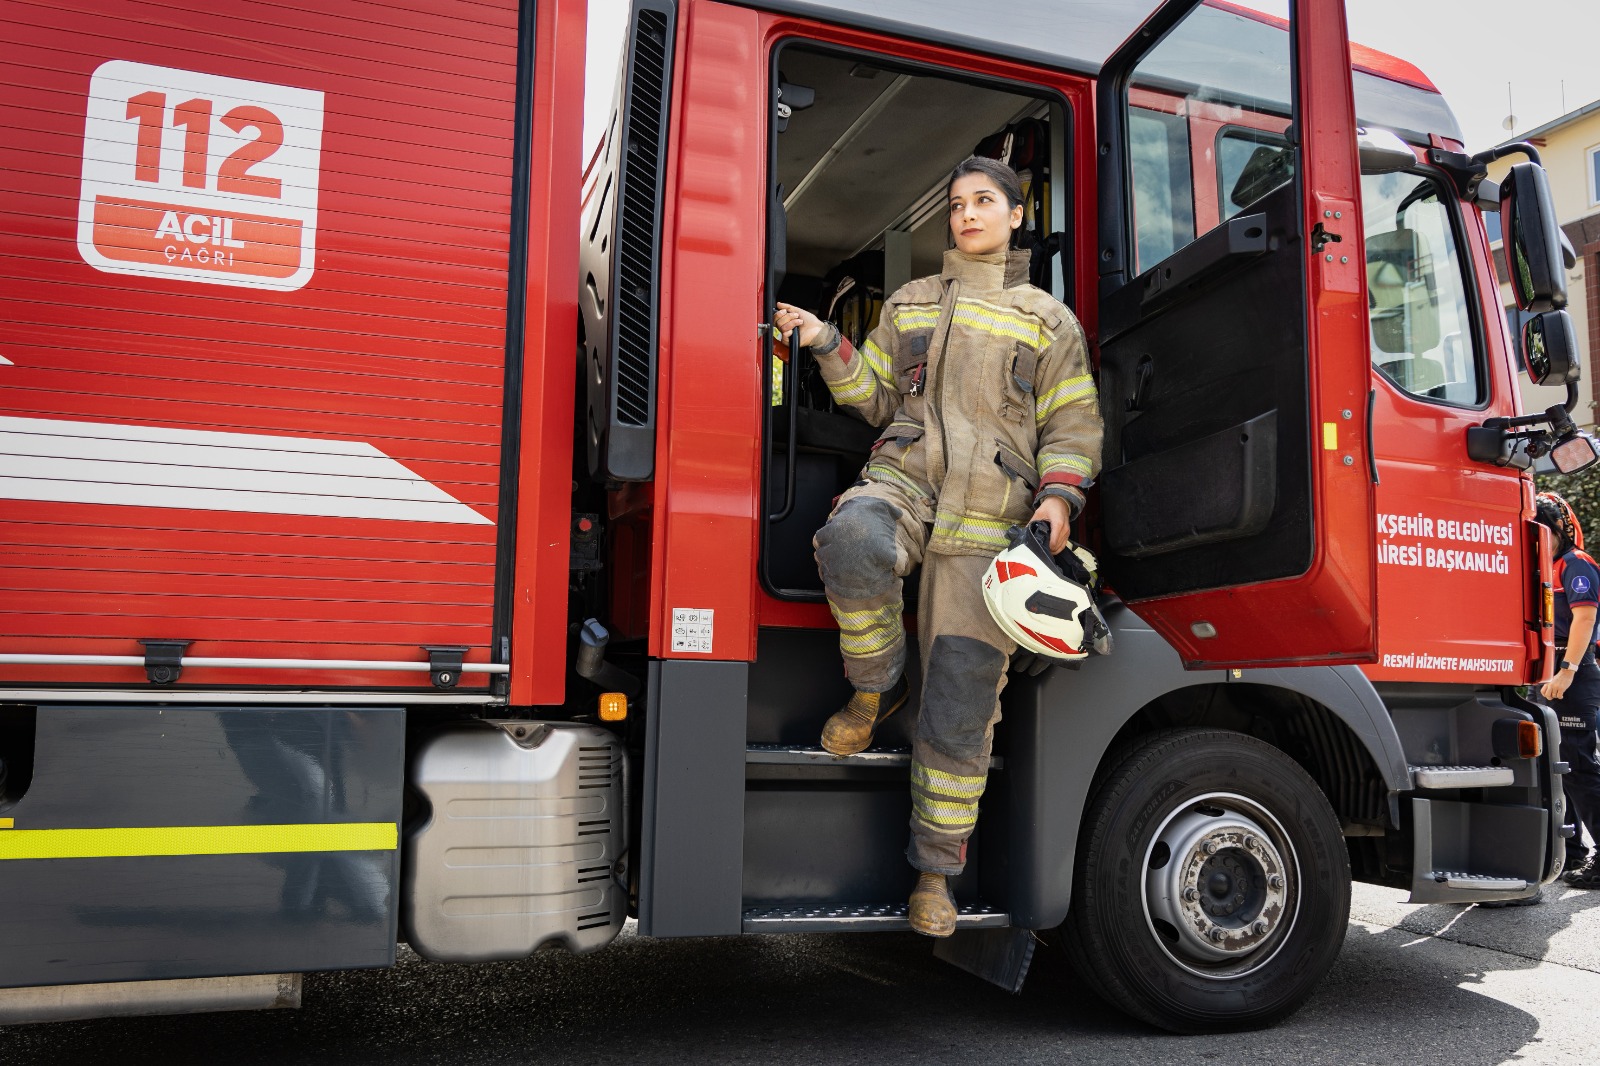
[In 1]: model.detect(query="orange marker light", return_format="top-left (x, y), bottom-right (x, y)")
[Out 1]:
top-left (1518, 720), bottom-right (1542, 759)
top-left (599, 692), bottom-right (628, 722)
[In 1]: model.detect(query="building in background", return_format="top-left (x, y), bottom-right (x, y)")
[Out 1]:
top-left (1488, 99), bottom-right (1600, 428)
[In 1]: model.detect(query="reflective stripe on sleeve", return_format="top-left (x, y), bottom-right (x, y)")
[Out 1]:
top-left (1035, 374), bottom-right (1097, 424)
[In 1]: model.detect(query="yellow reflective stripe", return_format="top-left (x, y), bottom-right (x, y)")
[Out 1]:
top-left (0, 822), bottom-right (398, 860)
top-left (862, 339), bottom-right (893, 382)
top-left (840, 628), bottom-right (901, 656)
top-left (893, 305), bottom-right (941, 330)
top-left (912, 794), bottom-right (979, 830)
top-left (952, 299), bottom-right (1047, 346)
top-left (1039, 452), bottom-right (1094, 477)
top-left (933, 512), bottom-right (1012, 549)
top-left (832, 602), bottom-right (903, 656)
top-left (1035, 373), bottom-right (1097, 424)
top-left (865, 462), bottom-right (929, 499)
top-left (830, 602), bottom-right (902, 628)
top-left (827, 359), bottom-right (878, 405)
top-left (912, 763), bottom-right (986, 799)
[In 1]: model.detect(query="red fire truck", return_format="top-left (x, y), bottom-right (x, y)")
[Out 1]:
top-left (0, 0), bottom-right (1587, 1034)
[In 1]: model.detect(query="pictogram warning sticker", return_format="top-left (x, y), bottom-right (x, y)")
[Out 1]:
top-left (671, 608), bottom-right (714, 654)
top-left (76, 61), bottom-right (325, 291)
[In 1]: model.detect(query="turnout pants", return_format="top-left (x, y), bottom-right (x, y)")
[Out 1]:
top-left (814, 481), bottom-right (1017, 875)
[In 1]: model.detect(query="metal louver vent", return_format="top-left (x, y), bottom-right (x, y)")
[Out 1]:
top-left (602, 1), bottom-right (676, 479)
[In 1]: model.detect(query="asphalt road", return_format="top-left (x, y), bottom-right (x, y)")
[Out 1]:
top-left (6, 883), bottom-right (1600, 1066)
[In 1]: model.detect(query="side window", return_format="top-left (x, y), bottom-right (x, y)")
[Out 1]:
top-left (1361, 173), bottom-right (1484, 406)
top-left (1129, 104), bottom-right (1192, 270)
top-left (1125, 2), bottom-right (1291, 275)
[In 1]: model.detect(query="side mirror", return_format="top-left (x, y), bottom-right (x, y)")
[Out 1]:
top-left (1499, 162), bottom-right (1567, 313)
top-left (1521, 309), bottom-right (1580, 386)
top-left (1357, 127), bottom-right (1416, 174)
top-left (1551, 432), bottom-right (1600, 475)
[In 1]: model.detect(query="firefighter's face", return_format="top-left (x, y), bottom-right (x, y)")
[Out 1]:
top-left (948, 173), bottom-right (1023, 255)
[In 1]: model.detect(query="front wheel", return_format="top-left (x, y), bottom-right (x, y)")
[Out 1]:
top-left (1062, 728), bottom-right (1350, 1033)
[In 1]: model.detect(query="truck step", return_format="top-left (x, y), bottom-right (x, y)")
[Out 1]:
top-left (1427, 871), bottom-right (1528, 892)
top-left (741, 901), bottom-right (1009, 933)
top-left (746, 743), bottom-right (910, 766)
top-left (1409, 764), bottom-right (1515, 789)
top-left (745, 744), bottom-right (1004, 769)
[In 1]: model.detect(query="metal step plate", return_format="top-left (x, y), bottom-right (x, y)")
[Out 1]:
top-left (742, 901), bottom-right (1009, 933)
top-left (1409, 765), bottom-right (1516, 789)
top-left (746, 744), bottom-right (912, 766)
top-left (1429, 871), bottom-right (1528, 892)
top-left (745, 745), bottom-right (1004, 769)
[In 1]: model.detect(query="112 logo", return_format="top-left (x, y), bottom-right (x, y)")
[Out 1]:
top-left (76, 61), bottom-right (325, 291)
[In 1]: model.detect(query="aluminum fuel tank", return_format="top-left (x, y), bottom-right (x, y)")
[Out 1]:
top-left (403, 721), bottom-right (626, 961)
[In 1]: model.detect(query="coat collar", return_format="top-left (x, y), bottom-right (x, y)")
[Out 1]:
top-left (941, 248), bottom-right (1032, 291)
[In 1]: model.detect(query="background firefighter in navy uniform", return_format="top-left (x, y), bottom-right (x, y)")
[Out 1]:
top-left (773, 157), bottom-right (1103, 937)
top-left (1534, 492), bottom-right (1600, 890)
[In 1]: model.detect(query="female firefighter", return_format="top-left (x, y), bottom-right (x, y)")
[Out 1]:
top-left (1535, 492), bottom-right (1600, 891)
top-left (773, 156), bottom-right (1103, 936)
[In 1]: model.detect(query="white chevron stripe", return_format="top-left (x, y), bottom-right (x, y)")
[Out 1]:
top-left (0, 416), bottom-right (492, 525)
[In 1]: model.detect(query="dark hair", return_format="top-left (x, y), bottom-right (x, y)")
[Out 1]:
top-left (947, 156), bottom-right (1024, 211)
top-left (947, 156), bottom-right (1025, 249)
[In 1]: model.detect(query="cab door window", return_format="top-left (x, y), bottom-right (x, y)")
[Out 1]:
top-left (1361, 172), bottom-right (1484, 406)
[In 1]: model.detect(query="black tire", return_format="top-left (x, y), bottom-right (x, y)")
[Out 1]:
top-left (1062, 728), bottom-right (1350, 1033)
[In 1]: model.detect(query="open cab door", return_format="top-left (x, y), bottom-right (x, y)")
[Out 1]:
top-left (1094, 0), bottom-right (1375, 668)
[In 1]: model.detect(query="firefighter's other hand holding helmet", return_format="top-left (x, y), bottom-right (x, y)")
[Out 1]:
top-left (983, 521), bottom-right (1112, 664)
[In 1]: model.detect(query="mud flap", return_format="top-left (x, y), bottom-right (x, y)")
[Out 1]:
top-left (932, 925), bottom-right (1035, 994)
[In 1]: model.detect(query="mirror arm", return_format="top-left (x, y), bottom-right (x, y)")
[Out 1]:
top-left (1432, 143), bottom-right (1543, 204)
top-left (1427, 147), bottom-right (1489, 201)
top-left (1471, 141), bottom-right (1542, 167)
top-left (1472, 393), bottom-right (1587, 469)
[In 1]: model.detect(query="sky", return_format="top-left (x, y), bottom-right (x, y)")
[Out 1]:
top-left (584, 0), bottom-right (1600, 156)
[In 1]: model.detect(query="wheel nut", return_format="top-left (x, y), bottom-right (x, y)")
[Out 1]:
top-left (1269, 874), bottom-right (1284, 890)
top-left (1244, 835), bottom-right (1258, 850)
top-left (1208, 928), bottom-right (1225, 942)
top-left (1253, 921), bottom-right (1269, 935)
top-left (1202, 840), bottom-right (1220, 855)
top-left (1183, 887), bottom-right (1198, 902)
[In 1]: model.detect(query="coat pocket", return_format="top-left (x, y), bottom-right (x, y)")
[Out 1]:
top-left (1009, 344), bottom-right (1038, 398)
top-left (864, 417), bottom-right (931, 499)
top-left (894, 334), bottom-right (931, 396)
top-left (993, 439), bottom-right (1040, 491)
top-left (964, 438), bottom-right (1039, 523)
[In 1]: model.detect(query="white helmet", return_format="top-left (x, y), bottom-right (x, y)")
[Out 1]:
top-left (982, 522), bottom-right (1112, 662)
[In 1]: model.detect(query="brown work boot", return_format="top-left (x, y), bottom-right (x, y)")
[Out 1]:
top-left (908, 871), bottom-right (957, 938)
top-left (820, 676), bottom-right (909, 756)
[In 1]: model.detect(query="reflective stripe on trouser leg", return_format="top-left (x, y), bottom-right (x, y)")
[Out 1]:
top-left (814, 483), bottom-right (929, 693)
top-left (910, 763), bottom-right (983, 841)
top-left (906, 551), bottom-right (1014, 875)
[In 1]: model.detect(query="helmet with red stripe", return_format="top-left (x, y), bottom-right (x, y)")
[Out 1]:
top-left (1536, 491), bottom-right (1583, 554)
top-left (981, 522), bottom-right (1112, 662)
